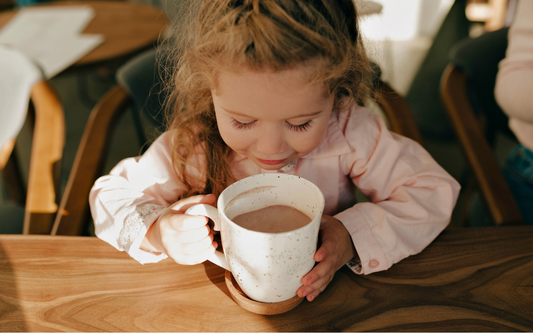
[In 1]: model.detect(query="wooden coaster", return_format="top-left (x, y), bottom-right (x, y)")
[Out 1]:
top-left (225, 271), bottom-right (304, 315)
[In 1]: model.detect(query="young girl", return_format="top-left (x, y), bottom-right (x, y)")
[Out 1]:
top-left (90, 0), bottom-right (460, 302)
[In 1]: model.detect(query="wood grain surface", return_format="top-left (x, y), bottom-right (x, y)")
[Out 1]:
top-left (0, 1), bottom-right (168, 66)
top-left (1, 226), bottom-right (533, 331)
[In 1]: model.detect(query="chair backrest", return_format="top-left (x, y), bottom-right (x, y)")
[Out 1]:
top-left (440, 28), bottom-right (524, 225)
top-left (365, 62), bottom-right (423, 146)
top-left (373, 79), bottom-right (424, 146)
top-left (1, 46), bottom-right (65, 234)
top-left (52, 48), bottom-right (166, 235)
top-left (116, 48), bottom-right (167, 150)
top-left (51, 84), bottom-right (131, 236)
top-left (450, 28), bottom-right (514, 143)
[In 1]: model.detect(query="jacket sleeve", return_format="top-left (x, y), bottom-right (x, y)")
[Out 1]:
top-left (89, 131), bottom-right (202, 264)
top-left (494, 0), bottom-right (533, 124)
top-left (494, 0), bottom-right (533, 150)
top-left (334, 109), bottom-right (460, 274)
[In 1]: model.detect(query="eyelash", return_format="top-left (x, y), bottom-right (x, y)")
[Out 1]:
top-left (231, 119), bottom-right (313, 132)
top-left (231, 119), bottom-right (255, 130)
top-left (287, 121), bottom-right (313, 132)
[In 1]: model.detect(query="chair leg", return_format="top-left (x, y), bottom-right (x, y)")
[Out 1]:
top-left (458, 172), bottom-right (477, 227)
top-left (3, 152), bottom-right (26, 206)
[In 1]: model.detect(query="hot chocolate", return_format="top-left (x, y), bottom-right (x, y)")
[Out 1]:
top-left (232, 205), bottom-right (311, 233)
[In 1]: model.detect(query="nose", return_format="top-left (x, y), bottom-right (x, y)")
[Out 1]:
top-left (256, 125), bottom-right (286, 156)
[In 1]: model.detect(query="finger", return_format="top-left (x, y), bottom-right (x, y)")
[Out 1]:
top-left (313, 227), bottom-right (342, 264)
top-left (299, 273), bottom-right (333, 299)
top-left (314, 245), bottom-right (329, 262)
top-left (306, 289), bottom-right (321, 302)
top-left (173, 225), bottom-right (211, 243)
top-left (180, 240), bottom-right (218, 265)
top-left (169, 194), bottom-right (216, 213)
top-left (173, 240), bottom-right (218, 265)
top-left (308, 274), bottom-right (333, 293)
top-left (168, 214), bottom-right (210, 231)
top-left (181, 231), bottom-right (216, 255)
top-left (301, 258), bottom-right (335, 286)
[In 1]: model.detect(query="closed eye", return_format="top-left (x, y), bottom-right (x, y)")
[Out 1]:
top-left (286, 120), bottom-right (313, 132)
top-left (231, 118), bottom-right (313, 132)
top-left (231, 119), bottom-right (256, 130)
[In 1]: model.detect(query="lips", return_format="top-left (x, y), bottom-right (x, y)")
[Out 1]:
top-left (256, 157), bottom-right (287, 165)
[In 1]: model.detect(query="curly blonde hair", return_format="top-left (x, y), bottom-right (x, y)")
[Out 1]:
top-left (162, 0), bottom-right (373, 199)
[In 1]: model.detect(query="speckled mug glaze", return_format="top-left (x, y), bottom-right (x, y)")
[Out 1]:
top-left (185, 173), bottom-right (324, 303)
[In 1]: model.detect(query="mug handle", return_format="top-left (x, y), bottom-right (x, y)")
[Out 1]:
top-left (184, 204), bottom-right (230, 270)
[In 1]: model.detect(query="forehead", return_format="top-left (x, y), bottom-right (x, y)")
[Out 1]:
top-left (214, 64), bottom-right (314, 90)
top-left (212, 67), bottom-right (330, 117)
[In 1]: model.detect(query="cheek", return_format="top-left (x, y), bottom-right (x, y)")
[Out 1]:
top-left (291, 126), bottom-right (328, 154)
top-left (216, 117), bottom-right (248, 151)
top-left (296, 111), bottom-right (333, 152)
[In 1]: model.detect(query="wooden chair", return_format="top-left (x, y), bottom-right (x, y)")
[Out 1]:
top-left (440, 29), bottom-right (523, 225)
top-left (372, 79), bottom-right (423, 146)
top-left (52, 53), bottom-right (422, 235)
top-left (50, 84), bottom-right (130, 236)
top-left (52, 49), bottom-right (164, 235)
top-left (1, 65), bottom-right (65, 234)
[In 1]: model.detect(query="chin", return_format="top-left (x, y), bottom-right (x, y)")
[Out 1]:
top-left (260, 164), bottom-right (285, 171)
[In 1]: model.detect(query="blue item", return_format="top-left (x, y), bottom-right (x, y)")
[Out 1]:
top-left (17, 0), bottom-right (49, 6)
top-left (503, 145), bottom-right (533, 225)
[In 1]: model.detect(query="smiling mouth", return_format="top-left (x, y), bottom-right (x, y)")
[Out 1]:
top-left (256, 157), bottom-right (287, 165)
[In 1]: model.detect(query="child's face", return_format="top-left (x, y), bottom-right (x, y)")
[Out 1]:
top-left (212, 67), bottom-right (334, 171)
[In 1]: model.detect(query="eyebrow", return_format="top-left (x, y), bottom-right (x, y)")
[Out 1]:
top-left (221, 107), bottom-right (323, 119)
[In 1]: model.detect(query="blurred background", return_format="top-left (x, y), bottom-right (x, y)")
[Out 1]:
top-left (0, 0), bottom-right (520, 230)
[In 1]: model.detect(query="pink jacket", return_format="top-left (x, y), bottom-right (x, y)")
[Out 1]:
top-left (90, 105), bottom-right (460, 274)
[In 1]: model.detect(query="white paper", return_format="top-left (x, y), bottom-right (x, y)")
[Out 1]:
top-left (12, 33), bottom-right (104, 78)
top-left (0, 45), bottom-right (42, 151)
top-left (0, 6), bottom-right (104, 78)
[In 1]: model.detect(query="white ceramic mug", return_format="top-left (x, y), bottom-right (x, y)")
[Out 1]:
top-left (185, 173), bottom-right (324, 303)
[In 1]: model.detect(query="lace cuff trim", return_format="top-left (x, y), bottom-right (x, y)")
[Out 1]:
top-left (119, 204), bottom-right (165, 252)
top-left (346, 256), bottom-right (363, 275)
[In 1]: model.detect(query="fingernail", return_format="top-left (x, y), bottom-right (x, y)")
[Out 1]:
top-left (308, 294), bottom-right (315, 302)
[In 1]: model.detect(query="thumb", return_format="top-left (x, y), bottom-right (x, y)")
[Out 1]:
top-left (169, 194), bottom-right (216, 213)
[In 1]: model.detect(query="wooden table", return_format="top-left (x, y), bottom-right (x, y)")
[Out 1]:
top-left (1, 226), bottom-right (533, 331)
top-left (0, 1), bottom-right (168, 66)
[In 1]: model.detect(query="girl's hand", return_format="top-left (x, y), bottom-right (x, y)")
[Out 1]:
top-left (297, 215), bottom-right (357, 302)
top-left (142, 194), bottom-right (218, 265)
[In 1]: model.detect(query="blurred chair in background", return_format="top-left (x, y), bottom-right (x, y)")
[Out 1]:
top-left (51, 48), bottom-right (166, 236)
top-left (0, 46), bottom-right (65, 234)
top-left (115, 48), bottom-right (166, 151)
top-left (369, 63), bottom-right (424, 146)
top-left (440, 27), bottom-right (524, 226)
